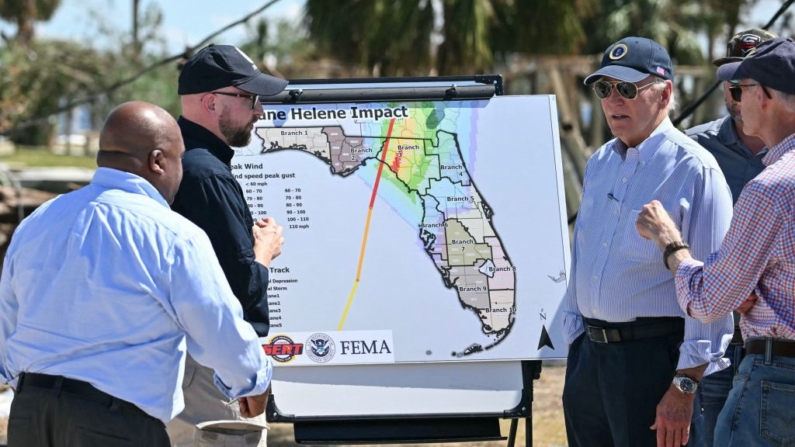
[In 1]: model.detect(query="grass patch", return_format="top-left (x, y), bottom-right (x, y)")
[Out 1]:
top-left (0, 147), bottom-right (97, 169)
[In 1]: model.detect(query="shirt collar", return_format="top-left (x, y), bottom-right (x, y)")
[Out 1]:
top-left (719, 116), bottom-right (767, 158)
top-left (611, 117), bottom-right (673, 163)
top-left (762, 133), bottom-right (795, 166)
top-left (90, 167), bottom-right (170, 208)
top-left (717, 116), bottom-right (740, 146)
top-left (178, 116), bottom-right (235, 166)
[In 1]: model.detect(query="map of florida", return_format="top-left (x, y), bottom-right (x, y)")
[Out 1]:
top-left (255, 125), bottom-right (517, 351)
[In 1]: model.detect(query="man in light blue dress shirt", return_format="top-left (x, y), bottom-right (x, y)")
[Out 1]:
top-left (561, 37), bottom-right (734, 447)
top-left (0, 102), bottom-right (273, 446)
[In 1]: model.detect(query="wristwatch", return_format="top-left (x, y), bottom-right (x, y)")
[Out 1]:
top-left (672, 374), bottom-right (699, 394)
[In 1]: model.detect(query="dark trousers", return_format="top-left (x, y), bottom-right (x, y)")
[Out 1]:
top-left (8, 373), bottom-right (170, 447)
top-left (563, 321), bottom-right (698, 447)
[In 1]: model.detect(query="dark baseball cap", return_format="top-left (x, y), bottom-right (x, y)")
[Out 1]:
top-left (717, 37), bottom-right (795, 95)
top-left (584, 37), bottom-right (673, 85)
top-left (178, 44), bottom-right (288, 96)
top-left (713, 28), bottom-right (777, 66)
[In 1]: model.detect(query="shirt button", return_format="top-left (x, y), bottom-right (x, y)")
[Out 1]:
top-left (603, 242), bottom-right (608, 247)
top-left (592, 275), bottom-right (599, 280)
top-left (613, 210), bottom-right (618, 215)
top-left (592, 308), bottom-right (598, 315)
top-left (622, 177), bottom-right (628, 182)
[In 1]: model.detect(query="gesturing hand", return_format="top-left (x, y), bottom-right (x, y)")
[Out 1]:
top-left (252, 218), bottom-right (284, 266)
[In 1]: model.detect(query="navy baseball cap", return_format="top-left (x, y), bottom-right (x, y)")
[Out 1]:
top-left (178, 44), bottom-right (288, 96)
top-left (713, 28), bottom-right (777, 66)
top-left (717, 37), bottom-right (795, 95)
top-left (584, 37), bottom-right (674, 85)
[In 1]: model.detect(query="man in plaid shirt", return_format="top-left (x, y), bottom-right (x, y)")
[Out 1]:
top-left (637, 37), bottom-right (795, 446)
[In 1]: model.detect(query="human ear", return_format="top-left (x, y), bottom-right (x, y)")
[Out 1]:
top-left (201, 93), bottom-right (216, 112)
top-left (149, 149), bottom-right (165, 175)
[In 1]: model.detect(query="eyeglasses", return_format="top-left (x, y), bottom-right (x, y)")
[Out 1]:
top-left (727, 83), bottom-right (772, 102)
top-left (211, 91), bottom-right (260, 110)
top-left (592, 80), bottom-right (659, 100)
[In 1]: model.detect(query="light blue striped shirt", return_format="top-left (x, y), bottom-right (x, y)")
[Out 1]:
top-left (563, 118), bottom-right (735, 373)
top-left (0, 168), bottom-right (272, 422)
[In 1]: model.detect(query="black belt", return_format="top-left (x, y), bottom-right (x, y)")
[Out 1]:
top-left (745, 338), bottom-right (795, 358)
top-left (584, 317), bottom-right (685, 343)
top-left (17, 373), bottom-right (140, 412)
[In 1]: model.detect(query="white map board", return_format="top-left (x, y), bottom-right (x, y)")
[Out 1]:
top-left (232, 94), bottom-right (569, 417)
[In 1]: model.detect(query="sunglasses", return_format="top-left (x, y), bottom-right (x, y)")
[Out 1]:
top-left (211, 91), bottom-right (260, 110)
top-left (592, 80), bottom-right (659, 100)
top-left (727, 83), bottom-right (772, 102)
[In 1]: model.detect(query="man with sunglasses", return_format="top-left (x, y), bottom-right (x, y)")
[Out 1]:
top-left (167, 44), bottom-right (289, 446)
top-left (562, 37), bottom-right (734, 447)
top-left (684, 28), bottom-right (776, 447)
top-left (637, 36), bottom-right (795, 447)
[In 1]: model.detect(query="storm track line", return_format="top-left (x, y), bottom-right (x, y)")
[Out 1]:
top-left (338, 119), bottom-right (397, 330)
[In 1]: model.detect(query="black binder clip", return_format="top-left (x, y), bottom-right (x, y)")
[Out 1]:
top-left (288, 89), bottom-right (303, 102)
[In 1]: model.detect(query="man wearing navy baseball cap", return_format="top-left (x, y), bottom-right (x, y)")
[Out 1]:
top-left (167, 44), bottom-right (288, 446)
top-left (684, 28), bottom-right (776, 447)
top-left (563, 37), bottom-right (734, 447)
top-left (637, 36), bottom-right (795, 447)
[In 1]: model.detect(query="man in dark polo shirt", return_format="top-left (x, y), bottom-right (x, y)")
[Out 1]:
top-left (167, 44), bottom-right (287, 447)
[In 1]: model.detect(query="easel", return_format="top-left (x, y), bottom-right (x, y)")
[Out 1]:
top-left (258, 75), bottom-right (554, 445)
top-left (266, 360), bottom-right (543, 445)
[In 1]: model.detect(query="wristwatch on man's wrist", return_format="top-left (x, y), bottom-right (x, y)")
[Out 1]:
top-left (672, 374), bottom-right (699, 394)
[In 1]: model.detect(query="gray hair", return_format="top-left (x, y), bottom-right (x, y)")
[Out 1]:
top-left (650, 79), bottom-right (677, 115)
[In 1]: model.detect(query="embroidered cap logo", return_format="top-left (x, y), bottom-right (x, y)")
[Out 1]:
top-left (609, 44), bottom-right (628, 60)
top-left (234, 46), bottom-right (257, 70)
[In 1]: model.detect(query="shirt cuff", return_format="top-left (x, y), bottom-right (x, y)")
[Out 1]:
top-left (675, 258), bottom-right (704, 314)
top-left (676, 338), bottom-right (730, 375)
top-left (563, 311), bottom-right (584, 345)
top-left (213, 356), bottom-right (273, 399)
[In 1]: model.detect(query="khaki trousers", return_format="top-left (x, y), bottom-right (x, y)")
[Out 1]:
top-left (166, 355), bottom-right (268, 447)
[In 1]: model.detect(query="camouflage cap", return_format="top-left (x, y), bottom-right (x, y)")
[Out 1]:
top-left (713, 28), bottom-right (778, 66)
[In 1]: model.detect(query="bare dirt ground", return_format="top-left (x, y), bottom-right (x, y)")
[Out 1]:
top-left (0, 364), bottom-right (567, 446)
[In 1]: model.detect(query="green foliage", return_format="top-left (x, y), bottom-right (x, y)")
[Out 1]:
top-left (0, 146), bottom-right (97, 169)
top-left (238, 16), bottom-right (314, 73)
top-left (305, 0), bottom-right (435, 76)
top-left (0, 1), bottom-right (180, 145)
top-left (0, 39), bottom-right (105, 145)
top-left (304, 0), bottom-right (593, 76)
top-left (579, 0), bottom-right (760, 65)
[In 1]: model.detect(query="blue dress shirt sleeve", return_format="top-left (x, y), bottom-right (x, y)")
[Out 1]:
top-left (168, 233), bottom-right (271, 399)
top-left (172, 174), bottom-right (271, 336)
top-left (0, 251), bottom-right (16, 384)
top-left (677, 163), bottom-right (734, 373)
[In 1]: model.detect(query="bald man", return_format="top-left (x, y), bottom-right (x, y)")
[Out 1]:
top-left (0, 101), bottom-right (273, 447)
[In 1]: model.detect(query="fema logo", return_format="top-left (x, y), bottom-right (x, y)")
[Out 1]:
top-left (609, 43), bottom-right (628, 60)
top-left (306, 333), bottom-right (336, 363)
top-left (263, 335), bottom-right (304, 364)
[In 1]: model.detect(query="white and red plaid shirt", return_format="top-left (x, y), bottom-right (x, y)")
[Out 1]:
top-left (677, 133), bottom-right (795, 340)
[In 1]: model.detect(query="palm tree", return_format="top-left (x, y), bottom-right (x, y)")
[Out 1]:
top-left (304, 0), bottom-right (435, 76)
top-left (0, 0), bottom-right (61, 45)
top-left (304, 0), bottom-right (590, 76)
